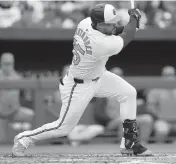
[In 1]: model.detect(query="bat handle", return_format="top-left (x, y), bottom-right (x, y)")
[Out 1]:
top-left (131, 0), bottom-right (135, 9)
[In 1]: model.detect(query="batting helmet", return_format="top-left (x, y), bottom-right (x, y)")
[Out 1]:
top-left (90, 4), bottom-right (121, 26)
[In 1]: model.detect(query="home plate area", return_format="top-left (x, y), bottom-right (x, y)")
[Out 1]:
top-left (0, 143), bottom-right (176, 164)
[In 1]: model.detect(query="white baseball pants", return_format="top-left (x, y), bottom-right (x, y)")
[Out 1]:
top-left (17, 70), bottom-right (137, 147)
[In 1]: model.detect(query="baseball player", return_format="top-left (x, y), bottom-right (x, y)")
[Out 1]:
top-left (12, 4), bottom-right (152, 156)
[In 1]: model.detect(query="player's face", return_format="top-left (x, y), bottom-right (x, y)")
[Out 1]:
top-left (97, 23), bottom-right (117, 35)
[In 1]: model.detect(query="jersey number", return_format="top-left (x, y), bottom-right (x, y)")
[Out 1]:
top-left (72, 49), bottom-right (80, 65)
top-left (72, 38), bottom-right (85, 65)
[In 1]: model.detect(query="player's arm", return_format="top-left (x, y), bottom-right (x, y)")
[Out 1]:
top-left (103, 9), bottom-right (141, 57)
top-left (118, 8), bottom-right (141, 48)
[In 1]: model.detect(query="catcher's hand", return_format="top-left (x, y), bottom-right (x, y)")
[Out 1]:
top-left (128, 8), bottom-right (141, 28)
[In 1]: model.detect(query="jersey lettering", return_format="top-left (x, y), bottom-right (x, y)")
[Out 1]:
top-left (74, 28), bottom-right (92, 55)
top-left (72, 28), bottom-right (93, 65)
top-left (69, 18), bottom-right (124, 79)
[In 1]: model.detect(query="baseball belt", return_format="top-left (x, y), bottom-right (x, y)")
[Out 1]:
top-left (60, 76), bottom-right (100, 85)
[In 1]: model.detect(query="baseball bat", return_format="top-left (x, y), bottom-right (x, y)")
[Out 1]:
top-left (130, 0), bottom-right (135, 9)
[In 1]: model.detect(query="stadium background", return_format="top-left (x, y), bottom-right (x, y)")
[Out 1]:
top-left (0, 0), bottom-right (176, 145)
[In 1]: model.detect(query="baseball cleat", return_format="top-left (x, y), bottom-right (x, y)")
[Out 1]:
top-left (12, 136), bottom-right (26, 157)
top-left (120, 144), bottom-right (153, 156)
top-left (120, 148), bottom-right (133, 156)
top-left (120, 119), bottom-right (153, 156)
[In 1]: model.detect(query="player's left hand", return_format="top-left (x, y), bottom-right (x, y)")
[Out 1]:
top-left (128, 8), bottom-right (141, 28)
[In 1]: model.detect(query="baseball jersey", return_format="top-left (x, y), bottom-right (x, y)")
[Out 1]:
top-left (69, 17), bottom-right (124, 80)
top-left (147, 88), bottom-right (176, 120)
top-left (0, 70), bottom-right (21, 115)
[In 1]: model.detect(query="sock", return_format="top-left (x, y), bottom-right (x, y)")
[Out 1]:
top-left (120, 137), bottom-right (126, 149)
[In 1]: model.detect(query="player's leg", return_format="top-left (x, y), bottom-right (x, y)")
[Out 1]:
top-left (95, 71), bottom-right (137, 122)
top-left (12, 76), bottom-right (96, 156)
top-left (95, 71), bottom-right (152, 156)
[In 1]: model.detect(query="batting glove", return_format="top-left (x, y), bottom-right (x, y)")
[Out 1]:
top-left (128, 8), bottom-right (141, 28)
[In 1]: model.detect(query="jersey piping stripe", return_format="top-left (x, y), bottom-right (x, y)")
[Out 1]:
top-left (17, 83), bottom-right (78, 140)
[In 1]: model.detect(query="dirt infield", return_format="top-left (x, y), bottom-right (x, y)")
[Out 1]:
top-left (0, 143), bottom-right (176, 164)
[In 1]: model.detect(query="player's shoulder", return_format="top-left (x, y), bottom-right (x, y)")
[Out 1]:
top-left (105, 34), bottom-right (123, 44)
top-left (78, 17), bottom-right (91, 28)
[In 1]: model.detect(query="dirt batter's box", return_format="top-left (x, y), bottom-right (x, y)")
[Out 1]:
top-left (0, 77), bottom-right (175, 143)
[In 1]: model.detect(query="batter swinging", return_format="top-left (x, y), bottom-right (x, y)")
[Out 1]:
top-left (12, 4), bottom-right (152, 156)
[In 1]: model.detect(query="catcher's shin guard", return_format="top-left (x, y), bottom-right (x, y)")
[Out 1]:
top-left (121, 119), bottom-right (151, 156)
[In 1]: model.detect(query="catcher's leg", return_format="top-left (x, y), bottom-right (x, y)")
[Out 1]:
top-left (12, 76), bottom-right (96, 156)
top-left (95, 71), bottom-right (153, 156)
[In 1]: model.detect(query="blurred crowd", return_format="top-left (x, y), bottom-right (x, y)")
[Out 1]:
top-left (0, 1), bottom-right (176, 29)
top-left (0, 51), bottom-right (176, 145)
top-left (21, 70), bottom-right (60, 79)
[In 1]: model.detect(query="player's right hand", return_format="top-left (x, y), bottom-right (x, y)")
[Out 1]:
top-left (128, 8), bottom-right (141, 28)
